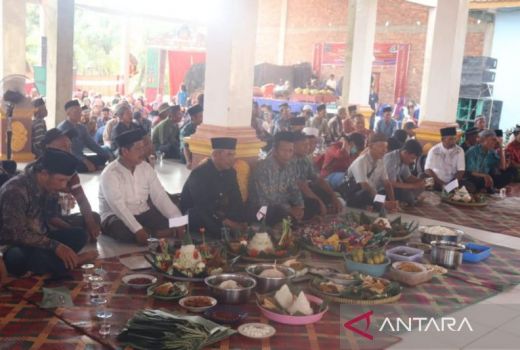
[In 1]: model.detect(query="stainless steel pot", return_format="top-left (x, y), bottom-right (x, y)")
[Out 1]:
top-left (204, 274), bottom-right (257, 304)
top-left (420, 226), bottom-right (463, 244)
top-left (430, 240), bottom-right (466, 269)
top-left (245, 264), bottom-right (295, 293)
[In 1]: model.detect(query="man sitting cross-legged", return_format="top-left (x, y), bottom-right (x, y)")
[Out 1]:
top-left (383, 139), bottom-right (425, 207)
top-left (180, 137), bottom-right (247, 240)
top-left (40, 128), bottom-right (102, 242)
top-left (0, 150), bottom-right (97, 278)
top-left (99, 129), bottom-right (183, 245)
top-left (342, 133), bottom-right (398, 212)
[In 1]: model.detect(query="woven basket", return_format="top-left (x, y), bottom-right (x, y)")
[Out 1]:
top-left (309, 284), bottom-right (402, 305)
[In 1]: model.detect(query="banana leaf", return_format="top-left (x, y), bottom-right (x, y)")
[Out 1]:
top-left (117, 309), bottom-right (235, 350)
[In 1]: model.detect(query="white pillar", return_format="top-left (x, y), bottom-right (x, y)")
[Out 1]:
top-left (203, 0), bottom-right (258, 128)
top-left (341, 0), bottom-right (378, 106)
top-left (277, 0), bottom-right (288, 65)
top-left (188, 0), bottom-right (263, 165)
top-left (419, 0), bottom-right (469, 125)
top-left (43, 0), bottom-right (75, 127)
top-left (120, 18), bottom-right (130, 95)
top-left (0, 0), bottom-right (26, 77)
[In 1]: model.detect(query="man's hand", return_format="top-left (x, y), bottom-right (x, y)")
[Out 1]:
top-left (413, 180), bottom-right (426, 190)
top-left (85, 220), bottom-right (101, 241)
top-left (484, 175), bottom-right (494, 188)
top-left (385, 200), bottom-right (399, 213)
top-left (290, 207), bottom-right (304, 221)
top-left (135, 229), bottom-right (150, 245)
top-left (83, 159), bottom-right (96, 172)
top-left (55, 243), bottom-right (79, 270)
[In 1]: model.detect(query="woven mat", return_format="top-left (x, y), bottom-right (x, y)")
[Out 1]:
top-left (401, 184), bottom-right (520, 237)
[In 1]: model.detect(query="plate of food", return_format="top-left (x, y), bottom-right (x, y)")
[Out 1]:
top-left (226, 219), bottom-right (299, 262)
top-left (146, 282), bottom-right (189, 300)
top-left (179, 296), bottom-right (217, 313)
top-left (256, 284), bottom-right (328, 325)
top-left (145, 240), bottom-right (227, 282)
top-left (282, 259), bottom-right (309, 282)
top-left (204, 305), bottom-right (248, 324)
top-left (238, 323), bottom-right (276, 339)
top-left (122, 273), bottom-right (157, 290)
top-left (309, 273), bottom-right (402, 304)
top-left (442, 186), bottom-right (487, 207)
top-left (299, 213), bottom-right (415, 257)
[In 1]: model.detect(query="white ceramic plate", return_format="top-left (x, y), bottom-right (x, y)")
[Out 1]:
top-left (122, 273), bottom-right (157, 290)
top-left (179, 296), bottom-right (217, 313)
top-left (238, 323), bottom-right (276, 339)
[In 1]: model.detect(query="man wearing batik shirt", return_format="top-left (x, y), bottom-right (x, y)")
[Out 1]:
top-left (0, 150), bottom-right (97, 278)
top-left (291, 132), bottom-right (343, 217)
top-left (248, 132), bottom-right (304, 225)
top-left (31, 98), bottom-right (48, 158)
top-left (41, 128), bottom-right (102, 242)
top-left (424, 127), bottom-right (465, 190)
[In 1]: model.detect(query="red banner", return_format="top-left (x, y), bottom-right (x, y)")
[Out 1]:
top-left (167, 50), bottom-right (206, 97)
top-left (312, 42), bottom-right (410, 102)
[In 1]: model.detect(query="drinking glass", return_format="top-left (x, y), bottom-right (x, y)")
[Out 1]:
top-left (88, 275), bottom-right (106, 305)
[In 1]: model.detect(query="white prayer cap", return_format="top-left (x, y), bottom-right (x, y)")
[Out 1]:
top-left (302, 105), bottom-right (313, 111)
top-left (302, 127), bottom-right (319, 138)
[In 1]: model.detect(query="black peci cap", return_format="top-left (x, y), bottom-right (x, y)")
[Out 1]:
top-left (64, 99), bottom-right (80, 111)
top-left (211, 137), bottom-right (237, 150)
top-left (41, 149), bottom-right (78, 176)
top-left (115, 129), bottom-right (146, 149)
top-left (440, 127), bottom-right (457, 137)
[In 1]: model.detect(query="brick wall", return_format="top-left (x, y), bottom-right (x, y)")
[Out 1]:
top-left (256, 0), bottom-right (487, 106)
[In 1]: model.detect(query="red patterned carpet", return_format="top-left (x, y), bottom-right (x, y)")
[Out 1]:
top-left (402, 184), bottom-right (520, 237)
top-left (2, 240), bottom-right (520, 350)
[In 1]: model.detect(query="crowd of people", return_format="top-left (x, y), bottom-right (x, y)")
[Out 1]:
top-left (0, 88), bottom-right (519, 285)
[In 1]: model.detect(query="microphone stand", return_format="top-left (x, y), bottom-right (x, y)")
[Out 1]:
top-left (5, 101), bottom-right (15, 160)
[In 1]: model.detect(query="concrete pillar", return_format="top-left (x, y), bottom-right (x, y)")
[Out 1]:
top-left (482, 14), bottom-right (495, 57)
top-left (187, 0), bottom-right (264, 166)
top-left (277, 0), bottom-right (288, 65)
top-left (341, 0), bottom-right (377, 108)
top-left (120, 18), bottom-right (130, 95)
top-left (0, 0), bottom-right (26, 77)
top-left (416, 0), bottom-right (469, 143)
top-left (43, 0), bottom-right (75, 128)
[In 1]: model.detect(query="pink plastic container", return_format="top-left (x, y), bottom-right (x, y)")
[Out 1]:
top-left (257, 294), bottom-right (328, 325)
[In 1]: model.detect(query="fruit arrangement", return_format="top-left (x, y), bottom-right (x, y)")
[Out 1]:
top-left (350, 247), bottom-right (386, 265)
top-left (150, 239), bottom-right (226, 279)
top-left (226, 218), bottom-right (298, 260)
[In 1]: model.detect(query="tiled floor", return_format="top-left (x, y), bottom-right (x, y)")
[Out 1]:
top-left (73, 160), bottom-right (520, 349)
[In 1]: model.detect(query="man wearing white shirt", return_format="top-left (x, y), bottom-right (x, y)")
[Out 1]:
top-left (99, 129), bottom-right (182, 245)
top-left (424, 127), bottom-right (465, 190)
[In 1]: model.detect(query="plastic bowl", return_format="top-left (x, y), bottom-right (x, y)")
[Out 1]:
top-left (343, 255), bottom-right (390, 277)
top-left (386, 246), bottom-right (424, 262)
top-left (257, 294), bottom-right (327, 325)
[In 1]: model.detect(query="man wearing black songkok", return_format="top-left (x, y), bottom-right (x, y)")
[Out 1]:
top-left (180, 137), bottom-right (246, 239)
top-left (0, 149), bottom-right (97, 279)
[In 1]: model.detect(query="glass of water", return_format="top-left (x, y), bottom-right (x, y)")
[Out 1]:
top-left (88, 275), bottom-right (106, 305)
top-left (95, 298), bottom-right (113, 336)
top-left (81, 263), bottom-right (95, 290)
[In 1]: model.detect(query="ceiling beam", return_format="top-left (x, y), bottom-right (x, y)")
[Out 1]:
top-left (406, 0), bottom-right (437, 7)
top-left (470, 1), bottom-right (520, 9)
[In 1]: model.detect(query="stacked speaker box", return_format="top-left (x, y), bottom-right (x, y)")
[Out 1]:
top-left (459, 56), bottom-right (496, 98)
top-left (457, 56), bottom-right (502, 130)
